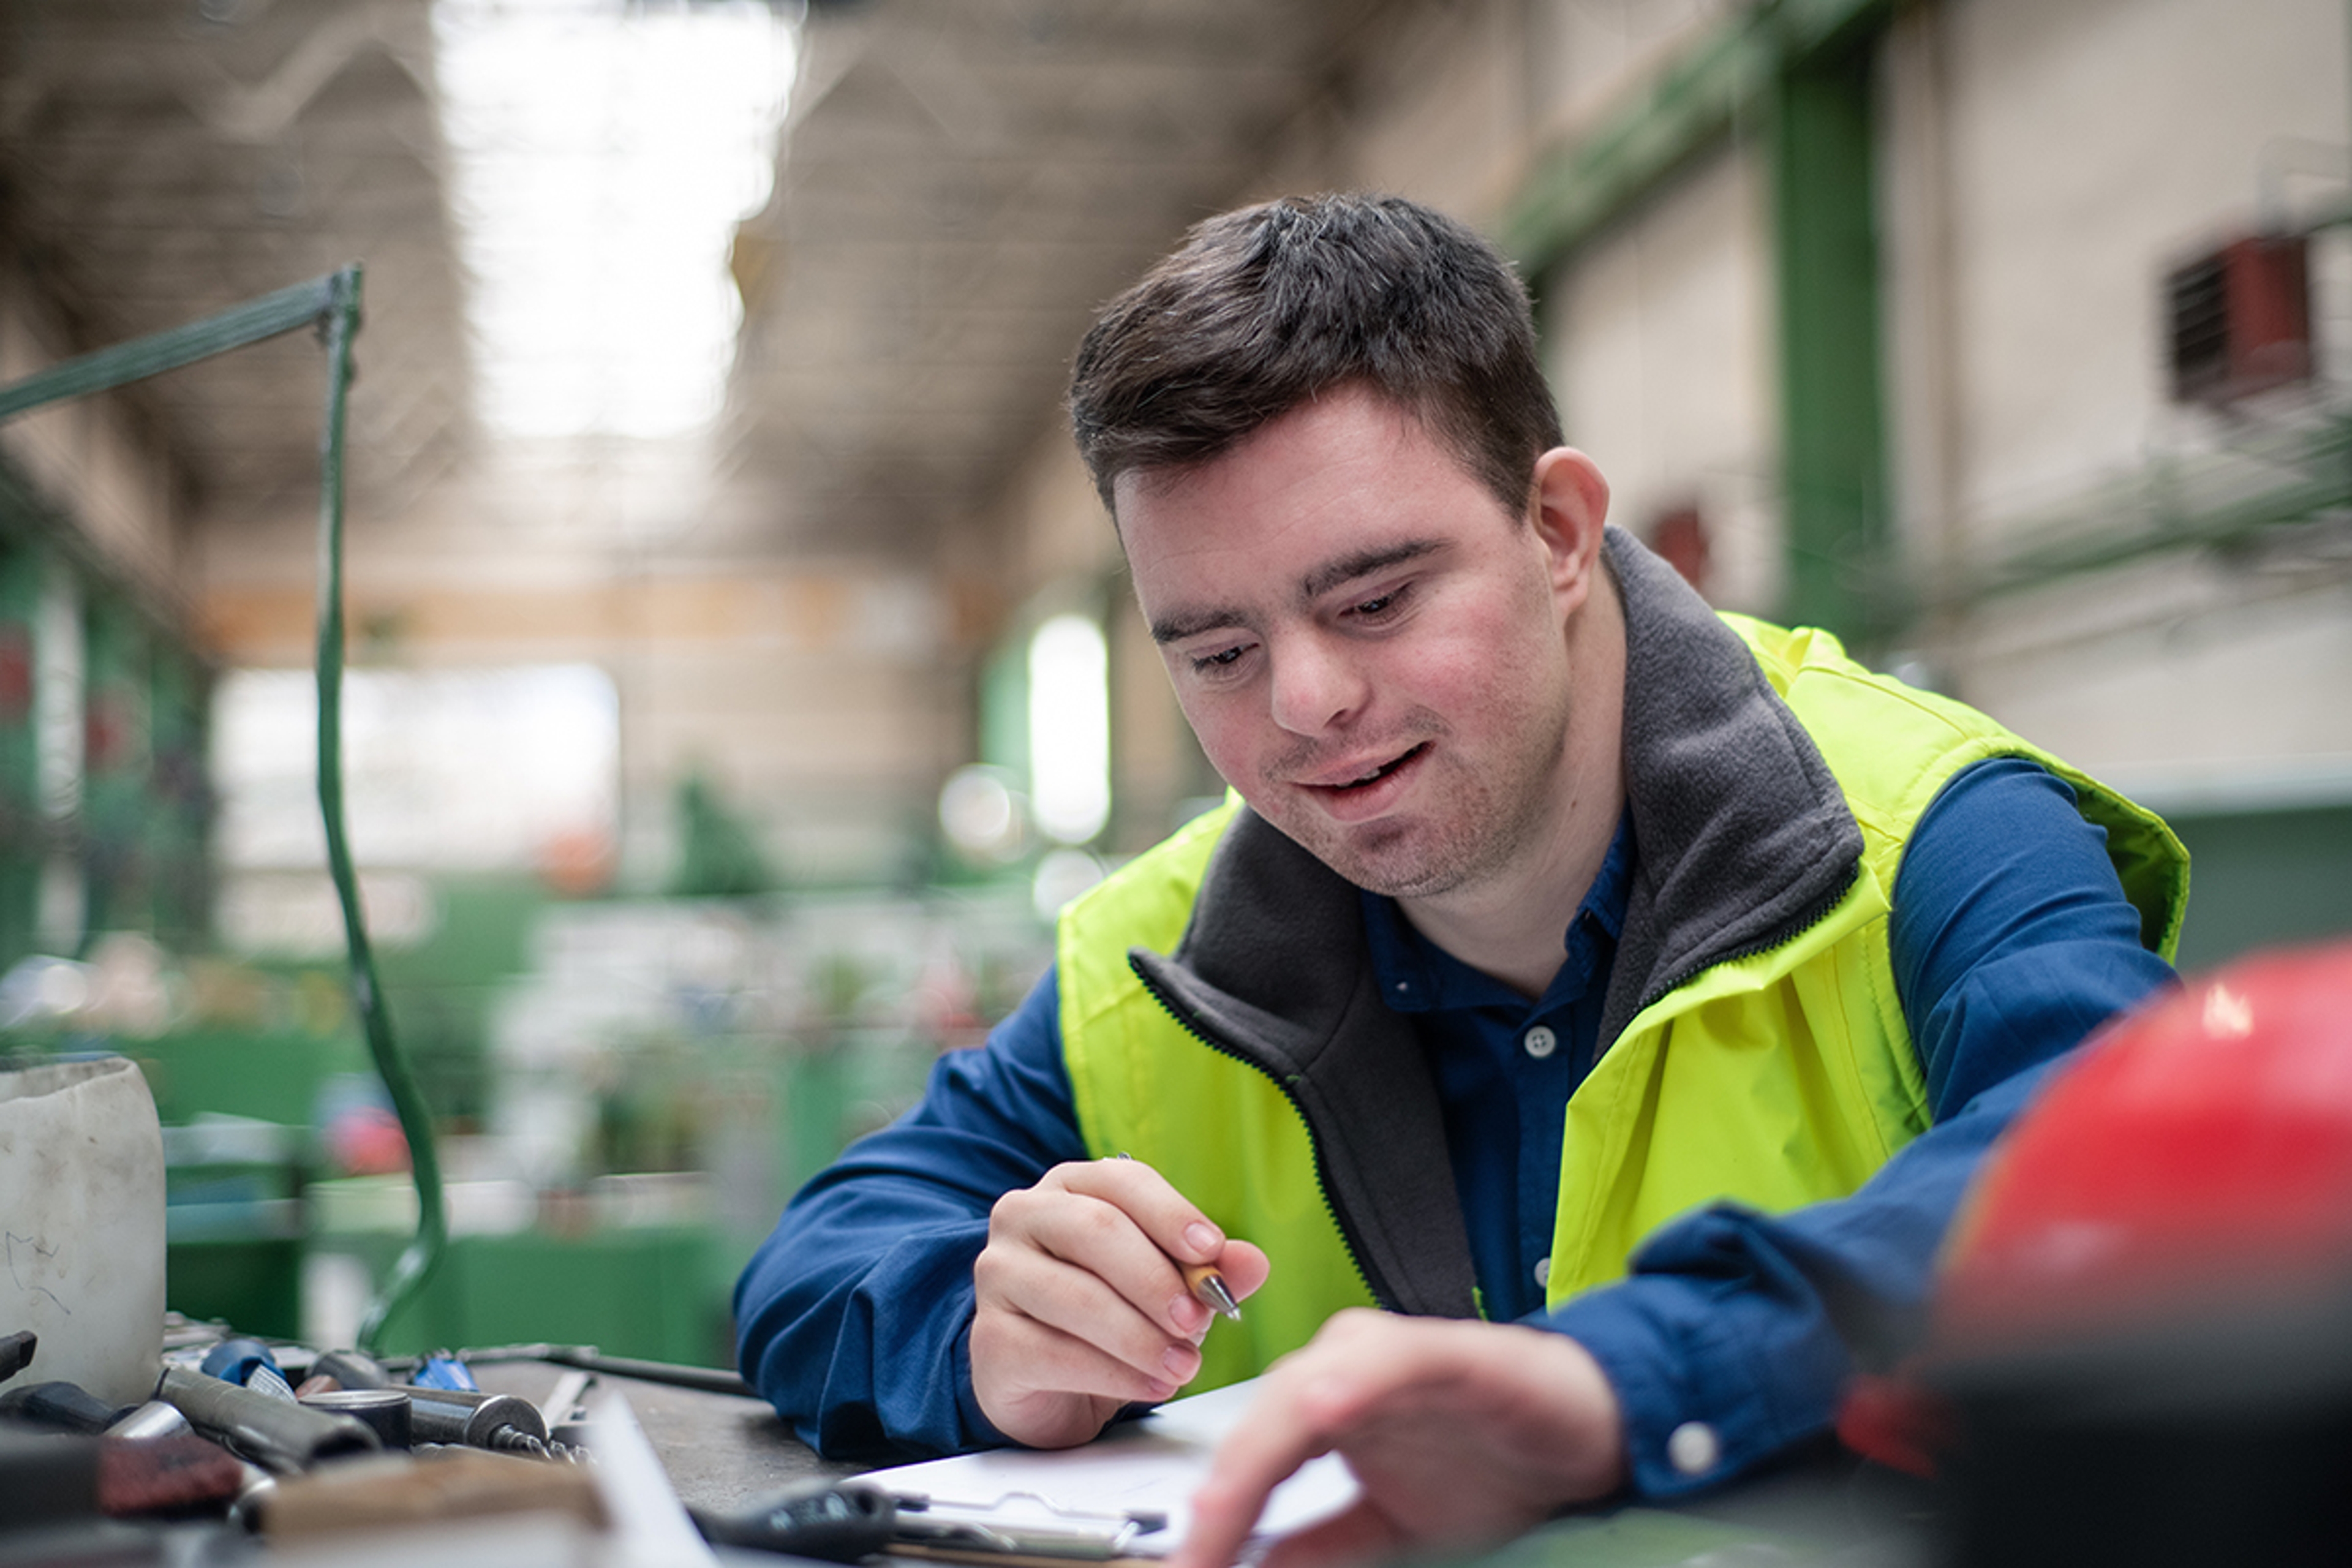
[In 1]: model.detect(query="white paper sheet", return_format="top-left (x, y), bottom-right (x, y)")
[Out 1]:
top-left (863, 1379), bottom-right (1360, 1561)
top-left (585, 1387), bottom-right (725, 1568)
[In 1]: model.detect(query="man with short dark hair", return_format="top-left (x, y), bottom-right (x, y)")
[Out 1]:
top-left (735, 193), bottom-right (2185, 1565)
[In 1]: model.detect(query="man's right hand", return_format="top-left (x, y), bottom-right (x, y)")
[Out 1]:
top-left (971, 1155), bottom-right (1271, 1449)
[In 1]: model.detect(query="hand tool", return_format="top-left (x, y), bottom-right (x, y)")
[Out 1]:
top-left (0, 1380), bottom-right (132, 1434)
top-left (300, 1388), bottom-right (412, 1450)
top-left (156, 1364), bottom-right (382, 1474)
top-left (200, 1338), bottom-right (296, 1402)
top-left (405, 1342), bottom-right (756, 1397)
top-left (402, 1385), bottom-right (581, 1461)
top-left (256, 1448), bottom-right (606, 1542)
top-left (104, 1401), bottom-right (190, 1442)
top-left (689, 1477), bottom-right (896, 1561)
top-left (311, 1348), bottom-right (394, 1390)
top-left (412, 1355), bottom-right (481, 1392)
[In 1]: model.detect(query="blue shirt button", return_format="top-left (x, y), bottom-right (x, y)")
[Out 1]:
top-left (1668, 1421), bottom-right (1721, 1477)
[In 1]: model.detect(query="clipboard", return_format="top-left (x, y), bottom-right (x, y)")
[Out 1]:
top-left (858, 1379), bottom-right (1359, 1567)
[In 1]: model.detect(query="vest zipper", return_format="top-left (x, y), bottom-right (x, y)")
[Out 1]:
top-left (1129, 963), bottom-right (1391, 1312)
top-left (1624, 859), bottom-right (1861, 1027)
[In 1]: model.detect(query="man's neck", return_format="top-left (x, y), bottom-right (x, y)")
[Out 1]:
top-left (1396, 567), bottom-right (1628, 1000)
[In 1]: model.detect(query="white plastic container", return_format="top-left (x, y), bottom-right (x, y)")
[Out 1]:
top-left (0, 1056), bottom-right (167, 1407)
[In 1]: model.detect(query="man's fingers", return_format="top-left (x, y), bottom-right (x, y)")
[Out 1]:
top-left (1170, 1373), bottom-right (1353, 1568)
top-left (990, 1180), bottom-right (1218, 1340)
top-left (1253, 1505), bottom-right (1405, 1568)
top-left (1050, 1156), bottom-right (1234, 1266)
top-left (1175, 1317), bottom-right (1634, 1568)
top-left (973, 1303), bottom-right (1187, 1412)
top-left (1212, 1238), bottom-right (1272, 1304)
top-left (969, 1158), bottom-right (1265, 1452)
top-left (974, 1211), bottom-right (1204, 1390)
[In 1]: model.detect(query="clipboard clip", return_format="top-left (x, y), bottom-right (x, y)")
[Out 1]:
top-left (891, 1490), bottom-right (1169, 1561)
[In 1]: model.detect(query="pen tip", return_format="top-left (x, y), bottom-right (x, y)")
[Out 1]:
top-left (1199, 1273), bottom-right (1242, 1322)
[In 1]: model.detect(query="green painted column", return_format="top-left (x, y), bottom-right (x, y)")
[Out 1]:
top-left (149, 644), bottom-right (212, 952)
top-left (80, 591), bottom-right (152, 948)
top-left (1770, 42), bottom-right (1893, 647)
top-left (0, 534), bottom-right (42, 967)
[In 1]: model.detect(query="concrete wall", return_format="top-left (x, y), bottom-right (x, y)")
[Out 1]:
top-left (1887, 0), bottom-right (2350, 538)
top-left (1542, 145), bottom-right (1782, 616)
top-left (194, 444), bottom-right (970, 889)
top-left (1879, 0), bottom-right (2352, 796)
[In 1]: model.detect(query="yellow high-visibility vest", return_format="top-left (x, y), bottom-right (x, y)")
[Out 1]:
top-left (1057, 613), bottom-right (2187, 1393)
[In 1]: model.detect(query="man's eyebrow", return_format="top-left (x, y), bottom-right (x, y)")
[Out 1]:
top-left (1148, 540), bottom-right (1447, 646)
top-left (1300, 539), bottom-right (1444, 600)
top-left (1149, 606), bottom-right (1247, 645)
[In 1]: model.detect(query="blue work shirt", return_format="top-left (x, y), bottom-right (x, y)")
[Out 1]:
top-left (1360, 812), bottom-right (1634, 1324)
top-left (733, 756), bottom-right (2179, 1490)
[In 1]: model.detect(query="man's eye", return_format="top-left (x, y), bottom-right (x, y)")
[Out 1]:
top-left (1351, 586), bottom-right (1408, 619)
top-left (1191, 646), bottom-right (1248, 673)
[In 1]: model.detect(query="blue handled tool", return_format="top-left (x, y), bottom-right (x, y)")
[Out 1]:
top-left (199, 1338), bottom-right (295, 1403)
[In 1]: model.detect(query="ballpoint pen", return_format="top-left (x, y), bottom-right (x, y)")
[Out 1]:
top-left (1180, 1261), bottom-right (1243, 1323)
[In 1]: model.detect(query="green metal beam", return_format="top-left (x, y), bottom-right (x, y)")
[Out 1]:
top-left (1499, 0), bottom-right (1895, 274)
top-left (1896, 415), bottom-right (2352, 611)
top-left (0, 276), bottom-right (342, 424)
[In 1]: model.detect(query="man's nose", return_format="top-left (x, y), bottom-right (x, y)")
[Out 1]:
top-left (1268, 633), bottom-right (1367, 736)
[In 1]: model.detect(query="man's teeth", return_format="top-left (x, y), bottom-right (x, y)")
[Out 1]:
top-left (1343, 748), bottom-right (1415, 786)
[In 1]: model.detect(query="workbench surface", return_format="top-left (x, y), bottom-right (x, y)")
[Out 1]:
top-left (464, 1360), bottom-right (857, 1516)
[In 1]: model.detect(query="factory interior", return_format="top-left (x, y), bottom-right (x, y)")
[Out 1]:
top-left (2, 0), bottom-right (2351, 1555)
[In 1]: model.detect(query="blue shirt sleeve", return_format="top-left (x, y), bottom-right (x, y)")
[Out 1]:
top-left (733, 967), bottom-right (1088, 1460)
top-left (1539, 756), bottom-right (2178, 1497)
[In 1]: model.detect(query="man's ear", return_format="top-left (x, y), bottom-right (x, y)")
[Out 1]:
top-left (1530, 447), bottom-right (1610, 608)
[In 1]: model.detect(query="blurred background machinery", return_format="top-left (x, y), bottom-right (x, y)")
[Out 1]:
top-left (0, 0), bottom-right (2346, 1363)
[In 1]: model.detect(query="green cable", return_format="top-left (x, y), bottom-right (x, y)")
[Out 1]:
top-left (309, 267), bottom-right (447, 1348)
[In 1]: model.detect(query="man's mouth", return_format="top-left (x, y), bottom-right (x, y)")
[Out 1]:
top-left (1310, 742), bottom-right (1429, 793)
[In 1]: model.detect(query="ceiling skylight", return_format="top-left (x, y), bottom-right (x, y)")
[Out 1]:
top-left (434, 0), bottom-right (796, 440)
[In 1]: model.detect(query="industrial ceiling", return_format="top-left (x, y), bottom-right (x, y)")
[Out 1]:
top-left (0, 0), bottom-right (1396, 577)
top-left (0, 0), bottom-right (475, 525)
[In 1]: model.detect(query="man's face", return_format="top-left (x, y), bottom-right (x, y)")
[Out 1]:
top-left (1116, 386), bottom-right (1596, 903)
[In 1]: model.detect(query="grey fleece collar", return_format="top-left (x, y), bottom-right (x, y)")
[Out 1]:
top-left (1128, 526), bottom-right (1862, 1317)
top-left (1597, 527), bottom-right (1863, 1046)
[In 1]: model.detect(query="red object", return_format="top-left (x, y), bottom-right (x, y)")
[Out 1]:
top-left (1834, 1371), bottom-right (1949, 1479)
top-left (0, 627), bottom-right (32, 722)
top-left (99, 1431), bottom-right (244, 1517)
top-left (1836, 941), bottom-right (2352, 1476)
top-left (2168, 233), bottom-right (2312, 404)
top-left (325, 1102), bottom-right (412, 1177)
top-left (1937, 940), bottom-right (2352, 1349)
top-left (1648, 504), bottom-right (1710, 597)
